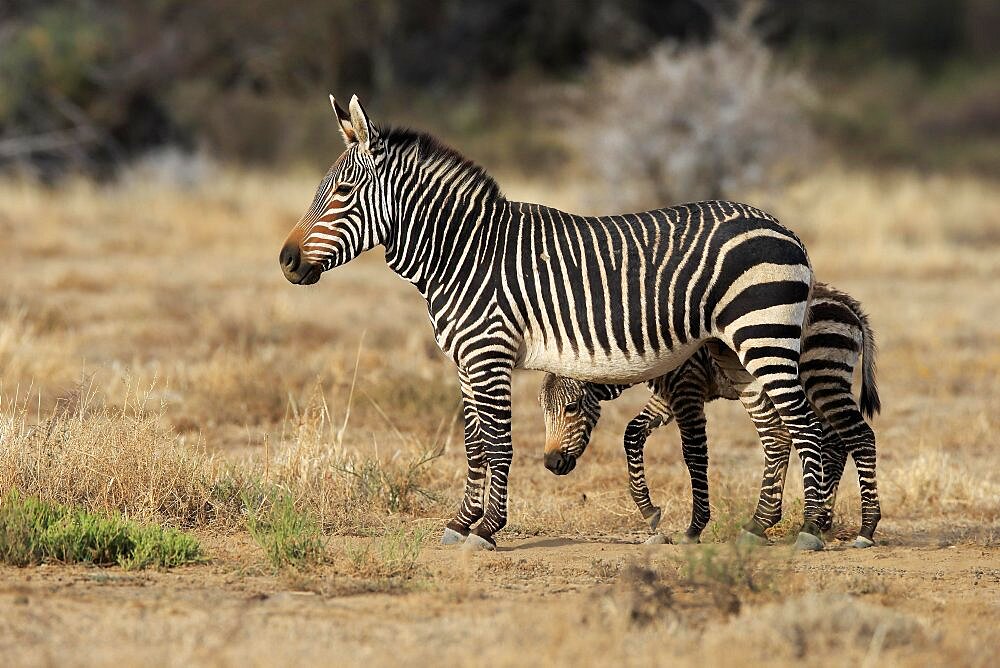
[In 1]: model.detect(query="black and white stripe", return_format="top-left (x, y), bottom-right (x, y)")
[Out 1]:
top-left (539, 283), bottom-right (881, 547)
top-left (281, 95), bottom-right (831, 551)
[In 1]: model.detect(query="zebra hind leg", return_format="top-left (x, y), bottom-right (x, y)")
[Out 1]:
top-left (738, 388), bottom-right (792, 545)
top-left (825, 405), bottom-right (880, 547)
top-left (739, 365), bottom-right (828, 551)
top-left (809, 380), bottom-right (882, 547)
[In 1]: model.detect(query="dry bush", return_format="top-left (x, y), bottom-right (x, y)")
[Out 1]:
top-left (561, 4), bottom-right (814, 211)
top-left (597, 563), bottom-right (678, 629)
top-left (0, 380), bottom-right (220, 527)
top-left (268, 385), bottom-right (454, 533)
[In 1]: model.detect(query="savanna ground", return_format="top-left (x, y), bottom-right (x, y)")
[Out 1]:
top-left (0, 163), bottom-right (998, 666)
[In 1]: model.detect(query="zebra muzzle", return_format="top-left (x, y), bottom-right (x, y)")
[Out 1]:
top-left (544, 450), bottom-right (577, 476)
top-left (279, 242), bottom-right (322, 285)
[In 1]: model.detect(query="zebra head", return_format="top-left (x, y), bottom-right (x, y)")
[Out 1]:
top-left (538, 374), bottom-right (604, 475)
top-left (280, 95), bottom-right (391, 285)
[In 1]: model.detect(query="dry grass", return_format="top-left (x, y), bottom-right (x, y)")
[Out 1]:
top-left (0, 162), bottom-right (997, 664)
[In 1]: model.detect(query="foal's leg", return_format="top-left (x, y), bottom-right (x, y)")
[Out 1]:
top-left (623, 401), bottom-right (672, 530)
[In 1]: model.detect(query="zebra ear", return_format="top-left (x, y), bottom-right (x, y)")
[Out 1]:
top-left (330, 94), bottom-right (357, 147)
top-left (348, 94), bottom-right (380, 152)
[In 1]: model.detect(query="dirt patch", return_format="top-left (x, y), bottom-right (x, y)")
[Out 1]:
top-left (0, 539), bottom-right (996, 666)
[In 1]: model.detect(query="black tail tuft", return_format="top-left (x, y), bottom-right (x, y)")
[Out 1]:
top-left (856, 305), bottom-right (881, 419)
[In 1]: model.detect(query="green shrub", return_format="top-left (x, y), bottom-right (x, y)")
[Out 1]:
top-left (244, 491), bottom-right (326, 568)
top-left (0, 492), bottom-right (202, 569)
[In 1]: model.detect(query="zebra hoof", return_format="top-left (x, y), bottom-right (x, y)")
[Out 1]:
top-left (794, 532), bottom-right (825, 552)
top-left (643, 533), bottom-right (669, 545)
top-left (441, 527), bottom-right (466, 545)
top-left (673, 533), bottom-right (700, 545)
top-left (735, 529), bottom-right (768, 547)
top-left (852, 536), bottom-right (875, 549)
top-left (644, 507), bottom-right (662, 531)
top-left (462, 533), bottom-right (496, 552)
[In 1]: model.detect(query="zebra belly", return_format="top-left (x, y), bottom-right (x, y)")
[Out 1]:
top-left (519, 337), bottom-right (704, 384)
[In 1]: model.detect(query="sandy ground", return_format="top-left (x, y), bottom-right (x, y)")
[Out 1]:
top-left (2, 534), bottom-right (998, 667)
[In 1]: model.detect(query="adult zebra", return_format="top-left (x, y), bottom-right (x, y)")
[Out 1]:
top-left (538, 282), bottom-right (882, 547)
top-left (280, 95), bottom-right (829, 551)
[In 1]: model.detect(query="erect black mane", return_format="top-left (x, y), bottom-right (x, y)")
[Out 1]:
top-left (380, 126), bottom-right (504, 202)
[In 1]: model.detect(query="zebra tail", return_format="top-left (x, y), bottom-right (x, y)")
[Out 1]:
top-left (854, 301), bottom-right (881, 419)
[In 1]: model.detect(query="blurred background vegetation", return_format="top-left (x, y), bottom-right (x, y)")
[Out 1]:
top-left (1, 0), bottom-right (998, 200)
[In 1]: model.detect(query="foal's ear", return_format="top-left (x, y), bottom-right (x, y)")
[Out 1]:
top-left (348, 94), bottom-right (380, 153)
top-left (329, 94), bottom-right (356, 147)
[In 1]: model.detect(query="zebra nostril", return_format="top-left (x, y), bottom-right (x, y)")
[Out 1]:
top-left (279, 243), bottom-right (301, 272)
top-left (544, 451), bottom-right (563, 473)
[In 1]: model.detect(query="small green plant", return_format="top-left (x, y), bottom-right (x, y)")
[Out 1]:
top-left (0, 492), bottom-right (202, 569)
top-left (347, 526), bottom-right (429, 580)
top-left (680, 543), bottom-right (773, 592)
top-left (704, 498), bottom-right (754, 544)
top-left (243, 491), bottom-right (325, 568)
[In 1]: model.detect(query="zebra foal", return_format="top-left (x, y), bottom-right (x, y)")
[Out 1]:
top-left (539, 283), bottom-right (881, 547)
top-left (280, 94), bottom-right (831, 551)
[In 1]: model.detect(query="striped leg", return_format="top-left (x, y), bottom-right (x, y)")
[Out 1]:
top-left (623, 407), bottom-right (669, 530)
top-left (464, 359), bottom-right (514, 550)
top-left (817, 399), bottom-right (880, 545)
top-left (740, 388), bottom-right (793, 536)
top-left (670, 394), bottom-right (711, 543)
top-left (735, 349), bottom-right (827, 549)
top-left (816, 424), bottom-right (848, 533)
top-left (443, 368), bottom-right (487, 544)
top-left (851, 443), bottom-right (880, 545)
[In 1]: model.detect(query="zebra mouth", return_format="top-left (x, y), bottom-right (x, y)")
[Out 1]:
top-left (554, 458), bottom-right (576, 475)
top-left (283, 262), bottom-right (322, 285)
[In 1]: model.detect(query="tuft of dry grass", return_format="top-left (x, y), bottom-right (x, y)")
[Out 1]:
top-left (703, 593), bottom-right (929, 663)
top-left (345, 526), bottom-right (429, 581)
top-left (0, 379), bottom-right (220, 527)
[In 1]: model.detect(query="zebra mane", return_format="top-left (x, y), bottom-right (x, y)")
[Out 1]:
top-left (380, 126), bottom-right (504, 202)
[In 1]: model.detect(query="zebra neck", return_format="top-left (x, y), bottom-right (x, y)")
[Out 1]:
top-left (382, 175), bottom-right (508, 298)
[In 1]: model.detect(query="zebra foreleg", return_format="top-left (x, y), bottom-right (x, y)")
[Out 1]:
top-left (443, 369), bottom-right (488, 544)
top-left (623, 409), bottom-right (666, 531)
top-left (673, 398), bottom-right (711, 544)
top-left (462, 361), bottom-right (514, 551)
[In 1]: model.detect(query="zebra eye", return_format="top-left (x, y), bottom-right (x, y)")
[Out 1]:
top-left (334, 183), bottom-right (354, 196)
top-left (565, 401), bottom-right (580, 414)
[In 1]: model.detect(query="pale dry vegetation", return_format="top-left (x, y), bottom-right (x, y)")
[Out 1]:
top-left (0, 162), bottom-right (997, 665)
